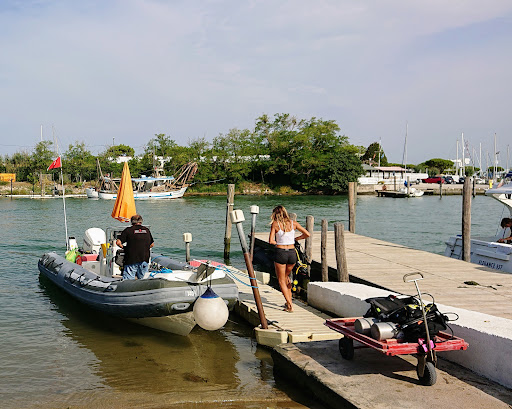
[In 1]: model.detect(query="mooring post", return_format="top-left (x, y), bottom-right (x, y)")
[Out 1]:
top-left (334, 222), bottom-right (349, 282)
top-left (305, 215), bottom-right (314, 276)
top-left (394, 175), bottom-right (396, 191)
top-left (439, 180), bottom-right (443, 198)
top-left (462, 178), bottom-right (472, 262)
top-left (230, 209), bottom-right (268, 329)
top-left (407, 176), bottom-right (411, 196)
top-left (472, 177), bottom-right (476, 198)
top-left (183, 233), bottom-right (192, 262)
top-left (10, 178), bottom-right (13, 196)
top-left (289, 212), bottom-right (297, 222)
top-left (249, 205), bottom-right (259, 261)
top-left (321, 219), bottom-right (328, 282)
top-left (223, 184), bottom-right (235, 260)
top-left (348, 182), bottom-right (356, 233)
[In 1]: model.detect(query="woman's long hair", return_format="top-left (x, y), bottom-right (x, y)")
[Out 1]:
top-left (271, 205), bottom-right (293, 231)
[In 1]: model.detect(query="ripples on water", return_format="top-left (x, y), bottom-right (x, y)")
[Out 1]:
top-left (0, 194), bottom-right (504, 408)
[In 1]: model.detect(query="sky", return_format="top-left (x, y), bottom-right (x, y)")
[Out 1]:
top-left (1, 0), bottom-right (512, 167)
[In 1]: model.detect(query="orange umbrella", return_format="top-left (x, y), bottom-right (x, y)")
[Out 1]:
top-left (111, 162), bottom-right (136, 222)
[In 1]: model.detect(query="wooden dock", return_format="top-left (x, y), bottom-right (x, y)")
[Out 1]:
top-left (230, 265), bottom-right (341, 347)
top-left (252, 231), bottom-right (512, 321)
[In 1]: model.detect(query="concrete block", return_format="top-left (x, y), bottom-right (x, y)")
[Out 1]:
top-left (307, 282), bottom-right (398, 317)
top-left (436, 303), bottom-right (512, 390)
top-left (255, 328), bottom-right (288, 347)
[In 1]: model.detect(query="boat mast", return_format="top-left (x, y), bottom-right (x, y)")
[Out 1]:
top-left (461, 133), bottom-right (465, 177)
top-left (378, 138), bottom-right (382, 167)
top-left (494, 133), bottom-right (498, 182)
top-left (456, 139), bottom-right (459, 176)
top-left (402, 122), bottom-right (408, 172)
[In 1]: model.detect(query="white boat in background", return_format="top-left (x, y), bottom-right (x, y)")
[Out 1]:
top-left (398, 186), bottom-right (424, 197)
top-left (445, 180), bottom-right (512, 272)
top-left (93, 162), bottom-right (198, 200)
top-left (85, 187), bottom-right (99, 198)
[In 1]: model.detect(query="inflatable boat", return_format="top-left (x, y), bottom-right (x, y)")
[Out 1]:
top-left (38, 227), bottom-right (239, 336)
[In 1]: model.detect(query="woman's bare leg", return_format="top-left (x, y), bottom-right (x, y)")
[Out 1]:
top-left (275, 262), bottom-right (293, 311)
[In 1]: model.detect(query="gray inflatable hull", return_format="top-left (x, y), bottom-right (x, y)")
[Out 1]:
top-left (38, 252), bottom-right (239, 319)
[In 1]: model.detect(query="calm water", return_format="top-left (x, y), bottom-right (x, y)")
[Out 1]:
top-left (0, 194), bottom-right (505, 408)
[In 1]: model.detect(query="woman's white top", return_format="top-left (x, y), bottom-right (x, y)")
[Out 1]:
top-left (275, 221), bottom-right (295, 245)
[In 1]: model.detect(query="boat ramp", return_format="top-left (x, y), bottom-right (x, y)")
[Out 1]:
top-left (230, 230), bottom-right (512, 408)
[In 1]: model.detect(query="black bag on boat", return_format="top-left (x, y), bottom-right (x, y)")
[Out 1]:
top-left (114, 250), bottom-right (124, 268)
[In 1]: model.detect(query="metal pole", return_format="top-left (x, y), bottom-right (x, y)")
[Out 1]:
top-left (231, 210), bottom-right (268, 329)
top-left (249, 205), bottom-right (259, 261)
top-left (60, 165), bottom-right (69, 250)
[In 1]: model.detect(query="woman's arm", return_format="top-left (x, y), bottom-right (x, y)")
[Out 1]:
top-left (294, 222), bottom-right (310, 241)
top-left (269, 222), bottom-right (278, 245)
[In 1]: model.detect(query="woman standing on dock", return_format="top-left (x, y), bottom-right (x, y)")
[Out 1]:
top-left (269, 205), bottom-right (310, 312)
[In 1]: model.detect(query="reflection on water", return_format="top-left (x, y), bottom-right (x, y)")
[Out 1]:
top-left (29, 276), bottom-right (313, 408)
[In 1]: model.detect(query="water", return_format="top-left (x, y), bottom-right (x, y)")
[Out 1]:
top-left (0, 194), bottom-right (505, 408)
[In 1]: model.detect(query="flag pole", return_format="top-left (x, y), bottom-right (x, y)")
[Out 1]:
top-left (60, 161), bottom-right (69, 250)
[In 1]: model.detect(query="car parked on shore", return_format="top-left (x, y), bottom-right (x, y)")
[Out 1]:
top-left (422, 176), bottom-right (445, 184)
top-left (444, 176), bottom-right (454, 184)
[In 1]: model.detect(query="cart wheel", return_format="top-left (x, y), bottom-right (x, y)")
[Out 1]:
top-left (338, 336), bottom-right (354, 360)
top-left (417, 362), bottom-right (437, 386)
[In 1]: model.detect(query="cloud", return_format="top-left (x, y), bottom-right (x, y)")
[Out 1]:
top-left (1, 0), bottom-right (511, 164)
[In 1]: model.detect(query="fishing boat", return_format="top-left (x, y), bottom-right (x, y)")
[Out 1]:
top-left (95, 162), bottom-right (198, 200)
top-left (39, 161), bottom-right (238, 335)
top-left (444, 180), bottom-right (512, 272)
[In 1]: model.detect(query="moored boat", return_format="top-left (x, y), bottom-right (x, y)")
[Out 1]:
top-left (40, 160), bottom-right (237, 335)
top-left (444, 180), bottom-right (512, 272)
top-left (38, 227), bottom-right (239, 335)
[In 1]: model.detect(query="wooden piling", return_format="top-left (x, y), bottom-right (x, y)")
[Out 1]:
top-left (348, 182), bottom-right (356, 233)
top-left (305, 215), bottom-right (314, 275)
top-left (472, 177), bottom-right (476, 198)
top-left (223, 184), bottom-right (235, 260)
top-left (407, 176), bottom-right (410, 196)
top-left (334, 222), bottom-right (349, 282)
top-left (321, 219), bottom-right (328, 282)
top-left (394, 175), bottom-right (397, 191)
top-left (290, 213), bottom-right (297, 222)
top-left (462, 178), bottom-right (472, 262)
top-left (439, 180), bottom-right (443, 198)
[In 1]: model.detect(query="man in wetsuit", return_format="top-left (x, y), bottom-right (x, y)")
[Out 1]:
top-left (116, 214), bottom-right (154, 280)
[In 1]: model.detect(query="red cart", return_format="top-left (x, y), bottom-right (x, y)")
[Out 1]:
top-left (325, 317), bottom-right (469, 386)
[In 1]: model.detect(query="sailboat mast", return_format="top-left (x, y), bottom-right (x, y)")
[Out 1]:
top-left (494, 133), bottom-right (498, 182)
top-left (402, 122), bottom-right (408, 171)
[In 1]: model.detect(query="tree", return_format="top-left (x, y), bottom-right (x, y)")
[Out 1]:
top-left (314, 148), bottom-right (364, 193)
top-left (104, 144), bottom-right (135, 158)
top-left (361, 142), bottom-right (388, 166)
top-left (253, 113), bottom-right (351, 190)
top-left (64, 142), bottom-right (96, 182)
top-left (423, 158), bottom-right (454, 174)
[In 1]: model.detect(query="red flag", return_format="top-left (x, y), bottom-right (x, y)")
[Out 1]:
top-left (47, 156), bottom-right (62, 171)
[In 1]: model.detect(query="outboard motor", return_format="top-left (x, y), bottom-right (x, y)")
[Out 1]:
top-left (83, 228), bottom-right (106, 254)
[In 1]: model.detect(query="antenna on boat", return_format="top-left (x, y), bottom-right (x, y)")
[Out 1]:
top-left (53, 126), bottom-right (69, 250)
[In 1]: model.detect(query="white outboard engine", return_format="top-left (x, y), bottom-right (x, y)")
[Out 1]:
top-left (83, 228), bottom-right (106, 254)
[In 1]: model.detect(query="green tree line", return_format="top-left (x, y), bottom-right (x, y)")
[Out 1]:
top-left (2, 114), bottom-right (469, 193)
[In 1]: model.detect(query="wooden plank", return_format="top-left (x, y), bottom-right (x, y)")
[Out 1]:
top-left (253, 231), bottom-right (512, 320)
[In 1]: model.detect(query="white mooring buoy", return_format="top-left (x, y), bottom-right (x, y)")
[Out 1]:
top-left (193, 287), bottom-right (229, 331)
